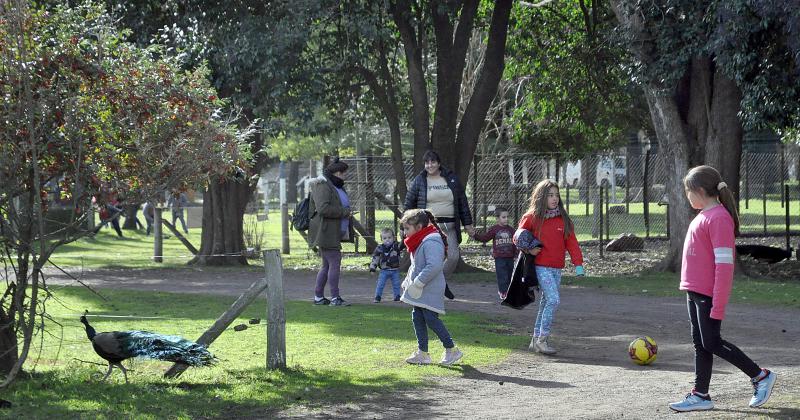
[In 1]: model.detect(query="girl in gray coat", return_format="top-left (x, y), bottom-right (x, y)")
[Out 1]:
top-left (400, 209), bottom-right (463, 366)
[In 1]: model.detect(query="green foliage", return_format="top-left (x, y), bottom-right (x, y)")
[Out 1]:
top-left (505, 0), bottom-right (648, 158)
top-left (617, 0), bottom-right (800, 130)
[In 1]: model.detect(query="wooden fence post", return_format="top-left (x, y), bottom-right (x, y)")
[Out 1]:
top-left (153, 208), bottom-right (163, 263)
top-left (264, 250), bottom-right (286, 370)
top-left (164, 273), bottom-right (270, 378)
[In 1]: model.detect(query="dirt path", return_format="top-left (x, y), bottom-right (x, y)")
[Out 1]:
top-left (48, 268), bottom-right (800, 419)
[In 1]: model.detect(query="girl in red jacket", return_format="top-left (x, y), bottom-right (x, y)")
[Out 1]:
top-left (516, 180), bottom-right (584, 355)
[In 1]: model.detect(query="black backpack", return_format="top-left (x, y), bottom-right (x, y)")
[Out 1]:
top-left (291, 193), bottom-right (313, 231)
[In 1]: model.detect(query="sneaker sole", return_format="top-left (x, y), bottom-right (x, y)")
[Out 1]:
top-left (749, 374), bottom-right (777, 408)
top-left (668, 403), bottom-right (714, 412)
top-left (405, 360), bottom-right (432, 365)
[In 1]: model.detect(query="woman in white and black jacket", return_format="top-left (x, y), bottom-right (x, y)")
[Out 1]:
top-left (404, 150), bottom-right (475, 277)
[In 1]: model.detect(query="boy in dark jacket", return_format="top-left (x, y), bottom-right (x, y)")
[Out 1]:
top-left (472, 207), bottom-right (517, 299)
top-left (370, 228), bottom-right (404, 302)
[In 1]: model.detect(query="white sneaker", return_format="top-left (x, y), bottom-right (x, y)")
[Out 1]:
top-left (405, 349), bottom-right (432, 365)
top-left (440, 347), bottom-right (463, 365)
top-left (534, 337), bottom-right (557, 355)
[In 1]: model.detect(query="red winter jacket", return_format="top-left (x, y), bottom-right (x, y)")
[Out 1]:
top-left (517, 212), bottom-right (583, 269)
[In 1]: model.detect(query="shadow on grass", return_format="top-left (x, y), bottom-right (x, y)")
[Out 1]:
top-left (3, 366), bottom-right (422, 419)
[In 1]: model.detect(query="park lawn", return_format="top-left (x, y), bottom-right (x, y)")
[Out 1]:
top-left (2, 286), bottom-right (527, 419)
top-left (566, 272), bottom-right (800, 309)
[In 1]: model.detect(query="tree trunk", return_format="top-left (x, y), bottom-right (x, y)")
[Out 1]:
top-left (190, 178), bottom-right (250, 265)
top-left (122, 204), bottom-right (140, 230)
top-left (287, 161), bottom-right (300, 204)
top-left (644, 65), bottom-right (743, 272)
top-left (453, 0), bottom-right (513, 184)
top-left (0, 307), bottom-right (18, 376)
top-left (611, 3), bottom-right (744, 272)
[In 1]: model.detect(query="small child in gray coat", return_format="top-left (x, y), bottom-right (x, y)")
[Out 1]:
top-left (400, 209), bottom-right (463, 366)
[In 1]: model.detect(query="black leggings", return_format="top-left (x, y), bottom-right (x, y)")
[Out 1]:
top-left (687, 291), bottom-right (761, 393)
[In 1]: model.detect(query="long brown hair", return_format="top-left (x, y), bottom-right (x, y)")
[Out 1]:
top-left (526, 179), bottom-right (573, 238)
top-left (683, 165), bottom-right (740, 236)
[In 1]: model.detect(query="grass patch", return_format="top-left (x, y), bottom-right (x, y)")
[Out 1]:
top-left (568, 272), bottom-right (800, 309)
top-left (2, 286), bottom-right (526, 418)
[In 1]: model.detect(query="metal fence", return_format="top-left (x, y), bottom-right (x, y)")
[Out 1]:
top-left (263, 148), bottom-right (800, 252)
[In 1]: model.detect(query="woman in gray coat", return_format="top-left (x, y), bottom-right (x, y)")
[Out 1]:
top-left (400, 209), bottom-right (463, 366)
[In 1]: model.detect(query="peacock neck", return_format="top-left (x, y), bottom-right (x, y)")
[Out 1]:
top-left (81, 320), bottom-right (96, 339)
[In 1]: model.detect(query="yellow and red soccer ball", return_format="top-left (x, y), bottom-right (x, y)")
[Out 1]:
top-left (628, 336), bottom-right (658, 365)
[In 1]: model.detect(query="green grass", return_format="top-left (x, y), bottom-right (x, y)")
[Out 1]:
top-left (568, 272), bottom-right (800, 309)
top-left (2, 286), bottom-right (526, 418)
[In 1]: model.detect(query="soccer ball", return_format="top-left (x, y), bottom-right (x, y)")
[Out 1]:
top-left (628, 336), bottom-right (658, 365)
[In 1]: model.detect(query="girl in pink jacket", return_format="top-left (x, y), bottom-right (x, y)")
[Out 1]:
top-left (669, 166), bottom-right (776, 413)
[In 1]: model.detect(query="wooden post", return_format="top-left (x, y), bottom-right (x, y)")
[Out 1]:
top-left (781, 144), bottom-right (786, 208)
top-left (763, 184), bottom-right (768, 235)
top-left (164, 272), bottom-right (270, 378)
top-left (745, 150), bottom-right (750, 209)
top-left (604, 186), bottom-right (610, 241)
top-left (153, 207), bottom-right (163, 263)
top-left (598, 186), bottom-right (604, 258)
top-left (162, 219), bottom-right (198, 255)
top-left (643, 149), bottom-right (650, 238)
top-left (280, 176), bottom-right (290, 255)
top-left (264, 250), bottom-right (286, 370)
top-left (785, 184), bottom-right (790, 251)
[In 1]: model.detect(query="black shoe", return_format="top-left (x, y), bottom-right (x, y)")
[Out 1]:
top-left (393, 295), bottom-right (401, 301)
top-left (444, 284), bottom-right (455, 300)
top-left (373, 296), bottom-right (381, 303)
top-left (314, 297), bottom-right (331, 305)
top-left (330, 297), bottom-right (350, 306)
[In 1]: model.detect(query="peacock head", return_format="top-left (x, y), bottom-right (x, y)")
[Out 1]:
top-left (80, 310), bottom-right (96, 339)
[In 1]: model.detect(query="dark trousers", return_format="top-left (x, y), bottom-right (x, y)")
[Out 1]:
top-left (495, 257), bottom-right (514, 294)
top-left (412, 306), bottom-right (454, 353)
top-left (315, 249), bottom-right (342, 298)
top-left (687, 291), bottom-right (761, 393)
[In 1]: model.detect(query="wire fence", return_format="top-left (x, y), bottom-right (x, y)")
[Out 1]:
top-left (259, 148), bottom-right (800, 253)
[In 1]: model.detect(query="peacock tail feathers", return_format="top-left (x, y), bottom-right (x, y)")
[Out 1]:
top-left (115, 331), bottom-right (217, 366)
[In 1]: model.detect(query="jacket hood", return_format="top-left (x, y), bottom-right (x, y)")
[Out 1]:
top-left (307, 175), bottom-right (329, 187)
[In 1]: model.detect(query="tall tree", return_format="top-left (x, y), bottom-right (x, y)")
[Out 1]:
top-left (611, 0), bottom-right (800, 270)
top-left (0, 2), bottom-right (247, 382)
top-left (391, 0), bottom-right (514, 182)
top-left (102, 0), bottom-right (331, 265)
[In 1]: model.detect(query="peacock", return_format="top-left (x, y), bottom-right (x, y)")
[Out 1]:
top-left (80, 311), bottom-right (217, 382)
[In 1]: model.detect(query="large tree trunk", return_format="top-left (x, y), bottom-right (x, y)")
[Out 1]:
top-left (453, 0), bottom-right (513, 184)
top-left (612, 3), bottom-right (744, 272)
top-left (190, 178), bottom-right (250, 265)
top-left (0, 306), bottom-right (18, 376)
top-left (644, 64), bottom-right (743, 271)
top-left (122, 204), bottom-right (140, 230)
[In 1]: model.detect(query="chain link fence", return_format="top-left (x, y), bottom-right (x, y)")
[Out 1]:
top-left (261, 147), bottom-right (800, 254)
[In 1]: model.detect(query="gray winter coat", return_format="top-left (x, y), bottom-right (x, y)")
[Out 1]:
top-left (400, 233), bottom-right (447, 314)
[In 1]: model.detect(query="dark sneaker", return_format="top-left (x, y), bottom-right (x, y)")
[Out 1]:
top-left (393, 295), bottom-right (401, 302)
top-left (330, 297), bottom-right (350, 306)
top-left (373, 296), bottom-right (381, 303)
top-left (314, 297), bottom-right (331, 305)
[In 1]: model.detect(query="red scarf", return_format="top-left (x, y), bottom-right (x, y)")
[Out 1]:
top-left (404, 224), bottom-right (439, 255)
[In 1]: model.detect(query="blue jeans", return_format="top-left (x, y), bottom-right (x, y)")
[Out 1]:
top-left (495, 257), bottom-right (514, 294)
top-left (375, 269), bottom-right (401, 298)
top-left (533, 266), bottom-right (562, 337)
top-left (412, 306), bottom-right (454, 352)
